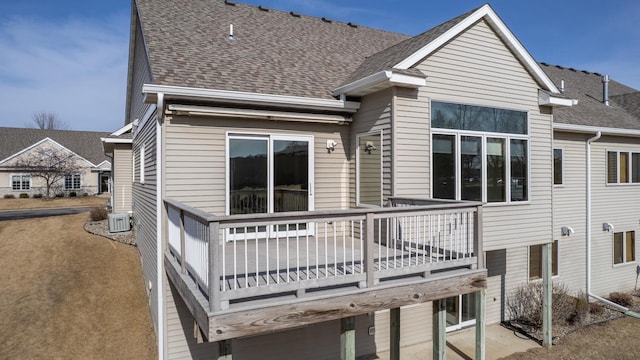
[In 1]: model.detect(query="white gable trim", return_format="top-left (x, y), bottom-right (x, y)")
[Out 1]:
top-left (539, 91), bottom-right (578, 107)
top-left (332, 70), bottom-right (426, 97)
top-left (393, 4), bottom-right (560, 93)
top-left (0, 137), bottom-right (97, 168)
top-left (554, 123), bottom-right (640, 137)
top-left (110, 122), bottom-right (133, 136)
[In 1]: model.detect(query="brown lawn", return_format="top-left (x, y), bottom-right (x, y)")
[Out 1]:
top-left (0, 196), bottom-right (108, 211)
top-left (0, 213), bottom-right (156, 359)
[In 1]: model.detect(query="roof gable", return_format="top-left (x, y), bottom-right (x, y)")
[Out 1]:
top-left (0, 137), bottom-right (96, 168)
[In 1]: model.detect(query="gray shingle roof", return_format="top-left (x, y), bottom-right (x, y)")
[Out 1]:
top-left (540, 63), bottom-right (640, 130)
top-left (136, 0), bottom-right (411, 99)
top-left (0, 127), bottom-right (110, 165)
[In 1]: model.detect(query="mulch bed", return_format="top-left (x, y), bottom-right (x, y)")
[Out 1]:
top-left (84, 218), bottom-right (136, 246)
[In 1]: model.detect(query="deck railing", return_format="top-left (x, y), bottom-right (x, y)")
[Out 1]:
top-left (165, 198), bottom-right (483, 313)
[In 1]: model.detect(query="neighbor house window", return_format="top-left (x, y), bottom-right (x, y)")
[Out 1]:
top-left (529, 240), bottom-right (558, 280)
top-left (11, 174), bottom-right (31, 191)
top-left (613, 231), bottom-right (635, 265)
top-left (357, 132), bottom-right (382, 206)
top-left (431, 101), bottom-right (529, 203)
top-left (64, 174), bottom-right (81, 190)
top-left (553, 148), bottom-right (563, 185)
top-left (608, 151), bottom-right (640, 184)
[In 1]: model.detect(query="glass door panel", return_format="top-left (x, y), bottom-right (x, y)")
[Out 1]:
top-left (433, 134), bottom-right (456, 200)
top-left (273, 140), bottom-right (309, 233)
top-left (461, 136), bottom-right (482, 201)
top-left (446, 293), bottom-right (476, 331)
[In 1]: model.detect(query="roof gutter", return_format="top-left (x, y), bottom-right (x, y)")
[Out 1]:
top-left (331, 70), bottom-right (426, 97)
top-left (142, 84), bottom-right (360, 113)
top-left (554, 123), bottom-right (640, 138)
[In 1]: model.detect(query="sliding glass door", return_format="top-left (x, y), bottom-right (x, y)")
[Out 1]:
top-left (228, 134), bottom-right (314, 238)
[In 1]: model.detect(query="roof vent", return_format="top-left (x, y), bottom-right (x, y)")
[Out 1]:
top-left (569, 68), bottom-right (577, 72)
top-left (347, 22), bottom-right (358, 28)
top-left (321, 17), bottom-right (332, 23)
top-left (224, 0), bottom-right (235, 5)
top-left (227, 24), bottom-right (235, 41)
top-left (540, 62), bottom-right (549, 66)
top-left (555, 65), bottom-right (564, 69)
top-left (258, 5), bottom-right (269, 11)
top-left (289, 11), bottom-right (301, 17)
top-left (602, 75), bottom-right (610, 106)
top-left (559, 80), bottom-right (565, 93)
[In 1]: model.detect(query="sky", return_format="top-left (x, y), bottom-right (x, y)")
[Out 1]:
top-left (0, 0), bottom-right (638, 132)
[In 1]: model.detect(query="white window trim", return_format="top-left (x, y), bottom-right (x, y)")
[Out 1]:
top-left (64, 173), bottom-right (82, 190)
top-left (553, 148), bottom-right (564, 186)
top-left (607, 149), bottom-right (640, 186)
top-left (356, 130), bottom-right (383, 208)
top-left (10, 173), bottom-right (32, 191)
top-left (140, 145), bottom-right (145, 184)
top-left (527, 240), bottom-right (560, 282)
top-left (612, 230), bottom-right (636, 266)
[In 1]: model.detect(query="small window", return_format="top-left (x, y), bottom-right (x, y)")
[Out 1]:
top-left (11, 174), bottom-right (31, 191)
top-left (140, 145), bottom-right (145, 184)
top-left (357, 132), bottom-right (382, 206)
top-left (553, 148), bottom-right (563, 185)
top-left (614, 231), bottom-right (635, 265)
top-left (64, 174), bottom-right (81, 190)
top-left (529, 240), bottom-right (558, 280)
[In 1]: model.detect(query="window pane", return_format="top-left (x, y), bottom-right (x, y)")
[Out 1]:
top-left (620, 152), bottom-right (629, 183)
top-left (552, 240), bottom-right (559, 276)
top-left (553, 149), bottom-right (563, 185)
top-left (229, 138), bottom-right (268, 215)
top-left (274, 140), bottom-right (309, 212)
top-left (633, 153), bottom-right (640, 183)
top-left (461, 136), bottom-right (482, 201)
top-left (511, 139), bottom-right (528, 201)
top-left (607, 151), bottom-right (618, 183)
top-left (487, 138), bottom-right (506, 202)
top-left (432, 134), bottom-right (456, 200)
top-left (358, 134), bottom-right (382, 206)
top-left (432, 101), bottom-right (527, 134)
top-left (12, 175), bottom-right (20, 190)
top-left (626, 231), bottom-right (635, 262)
top-left (529, 244), bottom-right (542, 280)
top-left (614, 232), bottom-right (623, 264)
top-left (461, 292), bottom-right (476, 322)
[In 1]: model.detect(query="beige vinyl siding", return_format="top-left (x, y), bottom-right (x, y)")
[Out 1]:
top-left (112, 144), bottom-right (133, 212)
top-left (132, 115), bottom-right (159, 332)
top-left (351, 89), bottom-right (393, 205)
top-left (128, 20), bottom-right (153, 124)
top-left (589, 136), bottom-right (640, 295)
top-left (163, 116), bottom-right (350, 214)
top-left (413, 19), bottom-right (553, 252)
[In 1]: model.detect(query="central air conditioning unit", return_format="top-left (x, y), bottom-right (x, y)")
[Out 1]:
top-left (108, 213), bottom-right (131, 233)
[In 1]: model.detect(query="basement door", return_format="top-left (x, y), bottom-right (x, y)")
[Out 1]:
top-left (227, 134), bottom-right (314, 238)
top-left (445, 293), bottom-right (476, 332)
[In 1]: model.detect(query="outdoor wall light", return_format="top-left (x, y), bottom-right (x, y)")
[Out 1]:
top-left (364, 141), bottom-right (376, 154)
top-left (603, 222), bottom-right (614, 232)
top-left (326, 139), bottom-right (337, 152)
top-left (561, 226), bottom-right (574, 236)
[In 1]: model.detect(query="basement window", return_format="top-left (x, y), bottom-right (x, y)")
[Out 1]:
top-left (613, 231), bottom-right (635, 265)
top-left (528, 240), bottom-right (558, 280)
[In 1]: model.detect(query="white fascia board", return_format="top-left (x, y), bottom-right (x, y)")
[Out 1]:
top-left (332, 70), bottom-right (427, 97)
top-left (110, 122), bottom-right (133, 136)
top-left (0, 137), bottom-right (96, 168)
top-left (393, 4), bottom-right (560, 93)
top-left (539, 91), bottom-right (578, 107)
top-left (143, 84), bottom-right (360, 113)
top-left (101, 137), bottom-right (133, 144)
top-left (554, 123), bottom-right (640, 137)
top-left (167, 105), bottom-right (352, 125)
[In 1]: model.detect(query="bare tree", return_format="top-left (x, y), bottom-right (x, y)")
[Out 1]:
top-left (30, 112), bottom-right (70, 130)
top-left (11, 147), bottom-right (81, 198)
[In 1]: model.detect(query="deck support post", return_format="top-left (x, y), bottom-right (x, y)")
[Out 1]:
top-left (432, 299), bottom-right (446, 360)
top-left (390, 308), bottom-right (401, 360)
top-left (209, 221), bottom-right (221, 313)
top-left (475, 289), bottom-right (486, 360)
top-left (340, 316), bottom-right (356, 360)
top-left (542, 242), bottom-right (552, 348)
top-left (364, 212), bottom-right (375, 288)
top-left (218, 340), bottom-right (232, 360)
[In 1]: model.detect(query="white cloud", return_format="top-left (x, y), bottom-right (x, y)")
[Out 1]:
top-left (0, 13), bottom-right (129, 131)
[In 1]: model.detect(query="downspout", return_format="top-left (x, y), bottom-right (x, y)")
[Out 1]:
top-left (156, 93), bottom-right (165, 360)
top-left (585, 131), bottom-right (640, 318)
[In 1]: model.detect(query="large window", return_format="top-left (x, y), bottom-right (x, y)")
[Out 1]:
top-left (431, 101), bottom-right (529, 203)
top-left (529, 240), bottom-right (558, 280)
top-left (64, 174), bottom-right (81, 190)
top-left (614, 231), bottom-right (635, 265)
top-left (11, 174), bottom-right (31, 191)
top-left (553, 148), bottom-right (563, 185)
top-left (608, 151), bottom-right (640, 184)
top-left (357, 132), bottom-right (382, 207)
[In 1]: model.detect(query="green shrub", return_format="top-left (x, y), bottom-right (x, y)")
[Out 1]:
top-left (3, 194), bottom-right (15, 199)
top-left (55, 193), bottom-right (64, 198)
top-left (19, 193), bottom-right (29, 199)
top-left (89, 206), bottom-right (109, 221)
top-left (69, 191), bottom-right (77, 197)
top-left (32, 193), bottom-right (43, 199)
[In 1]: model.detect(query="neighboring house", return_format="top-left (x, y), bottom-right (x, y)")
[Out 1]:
top-left (102, 123), bottom-right (134, 213)
top-left (114, 1), bottom-right (639, 359)
top-left (0, 127), bottom-right (111, 197)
